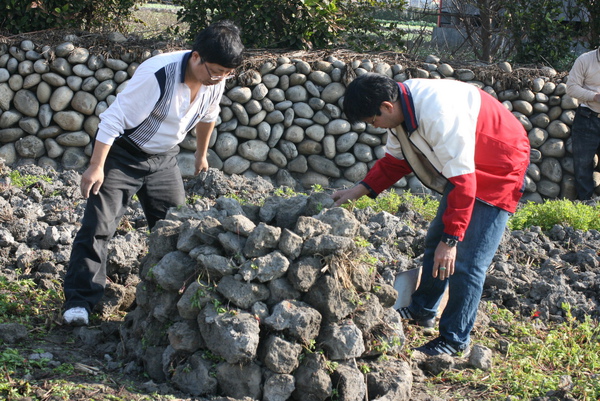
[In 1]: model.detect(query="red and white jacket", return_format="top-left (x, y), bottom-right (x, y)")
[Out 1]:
top-left (361, 79), bottom-right (530, 240)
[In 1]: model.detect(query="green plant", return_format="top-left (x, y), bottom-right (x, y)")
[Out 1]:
top-left (0, 0), bottom-right (142, 34)
top-left (348, 189), bottom-right (439, 221)
top-left (325, 359), bottom-right (339, 373)
top-left (0, 276), bottom-right (62, 326)
top-left (359, 363), bottom-right (371, 374)
top-left (438, 303), bottom-right (600, 400)
top-left (9, 170), bottom-right (52, 190)
top-left (311, 184), bottom-right (325, 193)
top-left (172, 0), bottom-right (407, 50)
top-left (274, 186), bottom-right (304, 198)
top-left (224, 193), bottom-right (248, 205)
top-left (502, 0), bottom-right (573, 68)
top-left (508, 199), bottom-right (600, 231)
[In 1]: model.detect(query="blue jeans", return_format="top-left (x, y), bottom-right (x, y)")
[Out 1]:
top-left (571, 106), bottom-right (600, 200)
top-left (407, 188), bottom-right (509, 349)
top-left (63, 143), bottom-right (186, 313)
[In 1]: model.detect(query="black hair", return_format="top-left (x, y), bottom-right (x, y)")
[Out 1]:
top-left (343, 73), bottom-right (400, 124)
top-left (192, 20), bottom-right (244, 69)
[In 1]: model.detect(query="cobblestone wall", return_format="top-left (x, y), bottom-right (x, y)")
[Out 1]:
top-left (1, 38), bottom-right (596, 202)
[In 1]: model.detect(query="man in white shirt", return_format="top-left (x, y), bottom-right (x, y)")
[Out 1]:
top-left (63, 20), bottom-right (244, 326)
top-left (566, 48), bottom-right (600, 200)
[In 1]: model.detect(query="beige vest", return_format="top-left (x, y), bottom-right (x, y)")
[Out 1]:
top-left (392, 124), bottom-right (448, 194)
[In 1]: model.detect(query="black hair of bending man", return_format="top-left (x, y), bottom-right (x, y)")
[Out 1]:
top-left (343, 73), bottom-right (401, 124)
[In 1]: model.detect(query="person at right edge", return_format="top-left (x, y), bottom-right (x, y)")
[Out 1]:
top-left (332, 74), bottom-right (530, 357)
top-left (566, 48), bottom-right (600, 201)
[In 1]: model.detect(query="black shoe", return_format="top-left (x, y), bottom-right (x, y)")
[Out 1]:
top-left (414, 336), bottom-right (471, 357)
top-left (397, 307), bottom-right (436, 328)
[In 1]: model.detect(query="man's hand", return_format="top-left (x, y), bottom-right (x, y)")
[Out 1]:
top-left (331, 184), bottom-right (369, 207)
top-left (194, 151), bottom-right (209, 175)
top-left (433, 242), bottom-right (456, 280)
top-left (80, 165), bottom-right (104, 198)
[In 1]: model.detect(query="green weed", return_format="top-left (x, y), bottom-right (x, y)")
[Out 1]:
top-left (347, 189), bottom-right (439, 221)
top-left (9, 171), bottom-right (52, 188)
top-left (438, 303), bottom-right (600, 400)
top-left (508, 199), bottom-right (600, 231)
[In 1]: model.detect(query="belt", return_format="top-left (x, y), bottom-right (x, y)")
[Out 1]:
top-left (114, 136), bottom-right (151, 157)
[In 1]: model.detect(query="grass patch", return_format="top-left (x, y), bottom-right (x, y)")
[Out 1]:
top-left (0, 276), bottom-right (62, 327)
top-left (509, 199), bottom-right (600, 231)
top-left (345, 189), bottom-right (439, 221)
top-left (8, 171), bottom-right (51, 188)
top-left (435, 303), bottom-right (600, 400)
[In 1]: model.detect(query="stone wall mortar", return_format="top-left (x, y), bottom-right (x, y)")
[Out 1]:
top-left (1, 39), bottom-right (596, 202)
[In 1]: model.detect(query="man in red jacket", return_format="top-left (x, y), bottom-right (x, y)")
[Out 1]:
top-left (332, 73), bottom-right (530, 356)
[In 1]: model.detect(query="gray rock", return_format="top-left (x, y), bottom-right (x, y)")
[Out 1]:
top-left (303, 274), bottom-right (357, 323)
top-left (68, 48), bottom-right (90, 64)
top-left (214, 132), bottom-right (238, 159)
top-left (34, 83), bottom-right (51, 109)
top-left (0, 323), bottom-right (28, 343)
top-left (547, 120), bottom-right (570, 139)
top-left (317, 207), bottom-right (359, 237)
top-left (55, 42), bottom-right (75, 57)
top-left (540, 157), bottom-right (562, 183)
top-left (468, 344), bottom-right (493, 370)
top-left (223, 155), bottom-right (250, 175)
top-left (264, 300), bottom-right (322, 342)
top-left (53, 110), bottom-right (84, 131)
top-left (243, 222), bottom-right (281, 257)
top-left (539, 138), bottom-right (565, 158)
top-left (238, 139), bottom-right (269, 161)
top-left (366, 358), bottom-right (412, 401)
top-left (94, 79), bottom-right (116, 100)
top-left (263, 374), bottom-right (295, 401)
top-left (0, 143), bottom-right (17, 164)
top-left (235, 125), bottom-right (257, 140)
top-left (319, 320), bottom-right (365, 360)
top-left (170, 352), bottom-right (217, 396)
top-left (152, 250), bottom-right (197, 292)
top-left (325, 119), bottom-right (351, 135)
top-left (0, 109), bottom-right (22, 128)
top-left (15, 135), bottom-right (45, 158)
top-left (307, 155), bottom-right (340, 178)
top-left (23, 73), bottom-right (41, 89)
top-left (50, 58), bottom-right (72, 76)
top-left (71, 91), bottom-right (98, 115)
top-left (228, 86), bottom-right (252, 103)
top-left (66, 75), bottom-right (82, 91)
top-left (215, 361), bottom-right (262, 400)
top-left (330, 362), bottom-right (367, 401)
top-left (277, 229), bottom-right (303, 260)
top-left (104, 58), bottom-right (128, 71)
top-left (0, 128), bottom-right (26, 143)
top-left (216, 275), bottom-right (270, 309)
top-left (263, 335), bottom-right (303, 374)
top-left (49, 86), bottom-right (73, 111)
top-left (13, 89), bottom-right (39, 117)
top-left (239, 250), bottom-right (289, 283)
top-left (167, 320), bottom-right (204, 353)
top-left (19, 117), bottom-right (40, 135)
top-left (198, 305), bottom-right (260, 363)
top-left (292, 353), bottom-right (332, 401)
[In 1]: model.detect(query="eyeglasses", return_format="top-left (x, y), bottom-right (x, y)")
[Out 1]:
top-left (369, 115), bottom-right (377, 125)
top-left (203, 62), bottom-right (235, 81)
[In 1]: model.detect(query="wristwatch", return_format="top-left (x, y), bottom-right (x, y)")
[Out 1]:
top-left (441, 234), bottom-right (458, 247)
